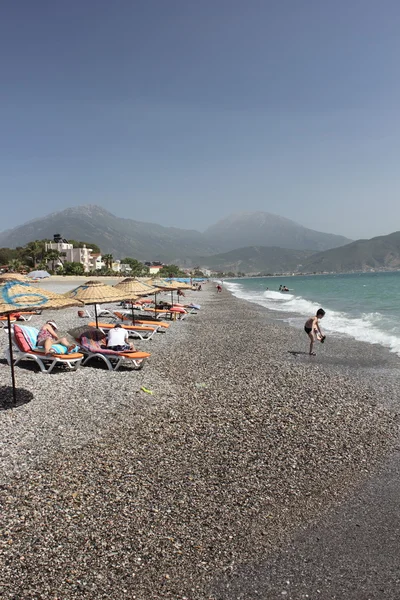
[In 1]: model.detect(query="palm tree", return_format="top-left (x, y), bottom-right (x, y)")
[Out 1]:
top-left (102, 254), bottom-right (114, 269)
top-left (45, 250), bottom-right (61, 272)
top-left (8, 258), bottom-right (24, 272)
top-left (23, 240), bottom-right (46, 267)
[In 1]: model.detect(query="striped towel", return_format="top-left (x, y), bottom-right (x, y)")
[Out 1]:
top-left (80, 336), bottom-right (128, 356)
top-left (20, 325), bottom-right (39, 349)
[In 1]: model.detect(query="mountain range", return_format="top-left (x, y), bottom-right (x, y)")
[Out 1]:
top-left (196, 246), bottom-right (314, 274)
top-left (0, 205), bottom-right (350, 262)
top-left (299, 231), bottom-right (400, 273)
top-left (1, 205), bottom-right (398, 274)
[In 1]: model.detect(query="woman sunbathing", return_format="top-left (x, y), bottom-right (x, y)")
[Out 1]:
top-left (37, 321), bottom-right (75, 355)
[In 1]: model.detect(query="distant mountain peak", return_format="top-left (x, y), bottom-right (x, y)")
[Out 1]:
top-left (56, 205), bottom-right (115, 218)
top-left (204, 211), bottom-right (351, 252)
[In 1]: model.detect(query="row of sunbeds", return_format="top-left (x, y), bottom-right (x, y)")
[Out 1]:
top-left (4, 302), bottom-right (199, 372)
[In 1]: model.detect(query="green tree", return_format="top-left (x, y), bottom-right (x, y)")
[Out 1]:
top-left (63, 261), bottom-right (85, 275)
top-left (121, 258), bottom-right (149, 276)
top-left (45, 250), bottom-right (61, 272)
top-left (0, 247), bottom-right (17, 265)
top-left (22, 240), bottom-right (46, 267)
top-left (68, 240), bottom-right (101, 253)
top-left (8, 258), bottom-right (24, 272)
top-left (158, 264), bottom-right (185, 277)
top-left (102, 254), bottom-right (114, 269)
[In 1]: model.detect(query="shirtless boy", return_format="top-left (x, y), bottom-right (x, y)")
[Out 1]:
top-left (304, 308), bottom-right (326, 355)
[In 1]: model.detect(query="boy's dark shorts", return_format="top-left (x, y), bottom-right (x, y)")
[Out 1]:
top-left (304, 326), bottom-right (312, 334)
top-left (109, 344), bottom-right (131, 352)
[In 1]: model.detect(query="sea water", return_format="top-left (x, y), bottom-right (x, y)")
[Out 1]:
top-left (224, 272), bottom-right (400, 357)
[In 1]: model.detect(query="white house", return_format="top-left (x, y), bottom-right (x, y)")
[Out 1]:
top-left (45, 234), bottom-right (94, 273)
top-left (148, 264), bottom-right (163, 275)
top-left (91, 253), bottom-right (104, 270)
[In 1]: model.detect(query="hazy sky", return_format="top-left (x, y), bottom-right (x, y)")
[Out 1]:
top-left (1, 1), bottom-right (400, 240)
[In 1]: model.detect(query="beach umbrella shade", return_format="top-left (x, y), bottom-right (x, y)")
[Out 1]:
top-left (157, 279), bottom-right (185, 305)
top-left (134, 278), bottom-right (175, 318)
top-left (0, 279), bottom-right (83, 405)
top-left (114, 278), bottom-right (161, 324)
top-left (28, 270), bottom-right (51, 279)
top-left (0, 273), bottom-right (28, 282)
top-left (148, 278), bottom-right (179, 315)
top-left (64, 280), bottom-right (130, 328)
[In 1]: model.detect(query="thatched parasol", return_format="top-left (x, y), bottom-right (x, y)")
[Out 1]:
top-left (0, 273), bottom-right (29, 282)
top-left (0, 279), bottom-right (83, 404)
top-left (113, 278), bottom-right (161, 324)
top-left (145, 278), bottom-right (180, 315)
top-left (64, 280), bottom-right (130, 328)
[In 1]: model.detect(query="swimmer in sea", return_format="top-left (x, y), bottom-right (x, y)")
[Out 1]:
top-left (304, 308), bottom-right (326, 356)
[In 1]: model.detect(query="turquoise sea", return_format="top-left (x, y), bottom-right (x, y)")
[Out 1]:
top-left (224, 272), bottom-right (400, 357)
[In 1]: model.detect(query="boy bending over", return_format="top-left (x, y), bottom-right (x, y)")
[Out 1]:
top-left (304, 308), bottom-right (326, 356)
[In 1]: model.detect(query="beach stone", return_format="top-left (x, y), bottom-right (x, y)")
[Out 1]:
top-left (0, 285), bottom-right (398, 599)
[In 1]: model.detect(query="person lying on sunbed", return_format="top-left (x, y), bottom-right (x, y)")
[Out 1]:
top-left (106, 323), bottom-right (136, 352)
top-left (37, 321), bottom-right (76, 355)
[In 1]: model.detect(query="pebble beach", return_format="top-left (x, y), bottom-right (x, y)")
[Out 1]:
top-left (0, 283), bottom-right (399, 599)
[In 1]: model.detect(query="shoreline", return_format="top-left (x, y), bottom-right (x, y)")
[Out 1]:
top-left (1, 285), bottom-right (399, 598)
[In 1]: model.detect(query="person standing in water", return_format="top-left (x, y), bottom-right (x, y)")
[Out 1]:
top-left (304, 309), bottom-right (326, 355)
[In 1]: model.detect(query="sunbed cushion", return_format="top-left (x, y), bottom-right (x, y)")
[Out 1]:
top-left (32, 351), bottom-right (83, 359)
top-left (13, 324), bottom-right (31, 352)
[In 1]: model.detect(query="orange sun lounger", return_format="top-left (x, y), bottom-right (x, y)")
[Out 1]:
top-left (7, 324), bottom-right (84, 373)
top-left (88, 321), bottom-right (161, 341)
top-left (113, 312), bottom-right (170, 329)
top-left (78, 333), bottom-right (151, 371)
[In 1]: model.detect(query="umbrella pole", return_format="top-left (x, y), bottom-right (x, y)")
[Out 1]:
top-left (131, 299), bottom-right (135, 325)
top-left (7, 315), bottom-right (17, 405)
top-left (171, 290), bottom-right (173, 306)
top-left (154, 292), bottom-right (157, 319)
top-left (95, 304), bottom-right (99, 329)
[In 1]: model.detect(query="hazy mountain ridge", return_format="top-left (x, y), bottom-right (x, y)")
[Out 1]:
top-left (0, 205), bottom-right (217, 262)
top-left (197, 246), bottom-right (314, 274)
top-left (204, 211), bottom-right (351, 252)
top-left (0, 205), bottom-right (352, 264)
top-left (300, 231), bottom-right (400, 273)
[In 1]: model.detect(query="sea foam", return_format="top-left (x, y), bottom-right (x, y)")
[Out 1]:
top-left (224, 281), bottom-right (400, 357)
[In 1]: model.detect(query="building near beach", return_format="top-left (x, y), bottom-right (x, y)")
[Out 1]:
top-left (45, 234), bottom-right (94, 273)
top-left (144, 262), bottom-right (164, 274)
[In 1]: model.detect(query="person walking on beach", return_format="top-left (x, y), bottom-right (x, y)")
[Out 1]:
top-left (304, 308), bottom-right (326, 356)
top-left (37, 321), bottom-right (75, 355)
top-left (216, 284), bottom-right (222, 293)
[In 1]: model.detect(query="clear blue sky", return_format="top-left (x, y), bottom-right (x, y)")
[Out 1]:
top-left (1, 0), bottom-right (400, 239)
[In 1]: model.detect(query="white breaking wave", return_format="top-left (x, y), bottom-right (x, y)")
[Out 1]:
top-left (224, 281), bottom-right (400, 356)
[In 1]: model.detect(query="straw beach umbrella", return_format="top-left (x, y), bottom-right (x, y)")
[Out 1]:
top-left (0, 278), bottom-right (83, 404)
top-left (113, 278), bottom-right (161, 324)
top-left (150, 278), bottom-right (186, 306)
top-left (0, 273), bottom-right (28, 282)
top-left (64, 280), bottom-right (129, 328)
